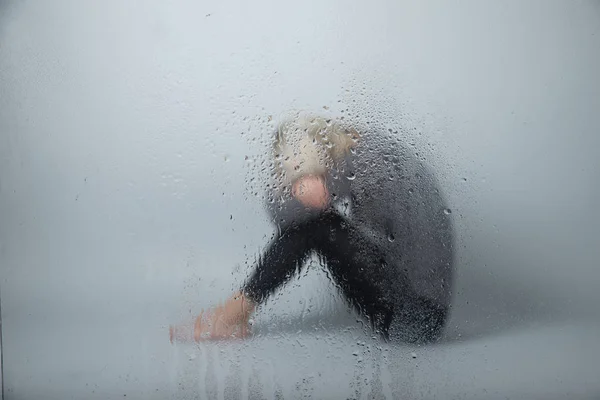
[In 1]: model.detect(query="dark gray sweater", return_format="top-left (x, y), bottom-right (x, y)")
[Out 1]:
top-left (264, 129), bottom-right (454, 310)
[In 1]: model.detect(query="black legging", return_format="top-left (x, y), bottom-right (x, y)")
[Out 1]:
top-left (243, 210), bottom-right (448, 343)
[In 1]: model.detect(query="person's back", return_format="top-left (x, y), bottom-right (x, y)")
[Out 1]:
top-left (349, 130), bottom-right (453, 341)
top-left (350, 130), bottom-right (453, 313)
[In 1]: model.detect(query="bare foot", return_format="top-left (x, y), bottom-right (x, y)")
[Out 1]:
top-left (170, 293), bottom-right (255, 343)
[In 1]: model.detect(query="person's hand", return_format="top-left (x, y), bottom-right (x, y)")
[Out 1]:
top-left (292, 174), bottom-right (330, 209)
top-left (170, 293), bottom-right (255, 342)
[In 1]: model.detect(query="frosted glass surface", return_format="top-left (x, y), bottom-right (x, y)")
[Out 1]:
top-left (1, 1), bottom-right (599, 399)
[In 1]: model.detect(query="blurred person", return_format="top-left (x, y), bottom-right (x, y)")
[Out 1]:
top-left (170, 113), bottom-right (453, 344)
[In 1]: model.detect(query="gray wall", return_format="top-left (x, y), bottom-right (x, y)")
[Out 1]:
top-left (1, 0), bottom-right (599, 399)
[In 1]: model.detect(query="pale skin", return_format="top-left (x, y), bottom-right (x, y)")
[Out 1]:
top-left (169, 174), bottom-right (329, 342)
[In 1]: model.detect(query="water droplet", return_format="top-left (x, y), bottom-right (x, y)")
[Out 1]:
top-left (387, 234), bottom-right (395, 243)
top-left (462, 177), bottom-right (467, 182)
top-left (352, 350), bottom-right (359, 356)
top-left (411, 352), bottom-right (417, 359)
top-left (346, 172), bottom-right (356, 181)
top-left (443, 208), bottom-right (452, 215)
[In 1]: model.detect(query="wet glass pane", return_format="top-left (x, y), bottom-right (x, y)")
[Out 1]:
top-left (1, 1), bottom-right (599, 399)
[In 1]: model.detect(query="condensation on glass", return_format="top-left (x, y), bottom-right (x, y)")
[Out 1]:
top-left (0, 1), bottom-right (599, 399)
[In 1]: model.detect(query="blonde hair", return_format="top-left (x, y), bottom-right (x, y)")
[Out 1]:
top-left (272, 113), bottom-right (360, 186)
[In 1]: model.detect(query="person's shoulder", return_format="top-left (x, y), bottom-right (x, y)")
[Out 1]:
top-left (353, 128), bottom-right (414, 167)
